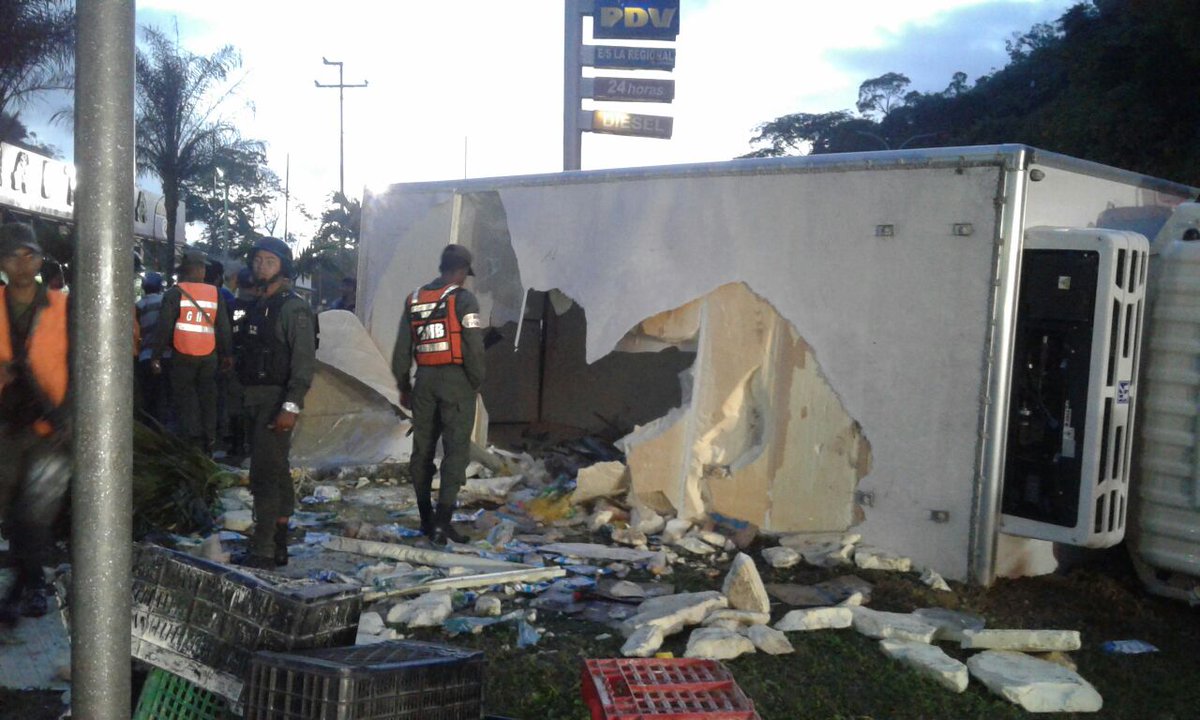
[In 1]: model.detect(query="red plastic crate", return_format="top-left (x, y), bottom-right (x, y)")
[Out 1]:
top-left (582, 658), bottom-right (761, 720)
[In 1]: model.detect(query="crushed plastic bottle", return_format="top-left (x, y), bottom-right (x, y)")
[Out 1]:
top-left (1100, 639), bottom-right (1159, 654)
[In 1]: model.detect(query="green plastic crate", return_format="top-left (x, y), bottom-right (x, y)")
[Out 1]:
top-left (134, 668), bottom-right (233, 720)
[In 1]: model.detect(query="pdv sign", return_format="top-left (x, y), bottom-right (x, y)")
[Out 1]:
top-left (593, 0), bottom-right (680, 41)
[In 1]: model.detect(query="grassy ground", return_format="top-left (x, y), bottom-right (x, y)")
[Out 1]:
top-left (400, 546), bottom-right (1199, 719)
top-left (3, 543), bottom-right (1196, 719)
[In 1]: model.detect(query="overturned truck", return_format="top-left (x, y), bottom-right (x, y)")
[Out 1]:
top-left (358, 145), bottom-right (1198, 586)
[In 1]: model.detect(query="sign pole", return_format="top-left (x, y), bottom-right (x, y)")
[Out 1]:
top-left (563, 0), bottom-right (591, 171)
top-left (73, 0), bottom-right (136, 716)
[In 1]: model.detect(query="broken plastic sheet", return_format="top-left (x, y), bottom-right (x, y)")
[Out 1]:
top-left (289, 310), bottom-right (412, 468)
top-left (537, 543), bottom-right (659, 564)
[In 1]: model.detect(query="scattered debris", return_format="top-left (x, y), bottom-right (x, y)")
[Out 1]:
top-left (675, 535), bottom-right (719, 556)
top-left (721, 553), bottom-right (770, 614)
top-left (851, 607), bottom-right (938, 643)
top-left (702, 609), bottom-right (770, 628)
top-left (620, 591), bottom-right (728, 638)
top-left (684, 627), bottom-right (756, 660)
top-left (837, 592), bottom-right (865, 607)
top-left (854, 546), bottom-right (913, 572)
top-left (761, 546), bottom-right (801, 569)
top-left (816, 575), bottom-right (873, 604)
top-left (1099, 639), bottom-right (1159, 654)
top-left (621, 625), bottom-right (666, 658)
top-left (744, 625), bottom-right (795, 655)
top-left (571, 462), bottom-right (629, 504)
top-left (1035, 651), bottom-right (1078, 671)
top-left (661, 518), bottom-right (692, 544)
top-left (710, 514), bottom-right (759, 550)
top-left (359, 611), bottom-right (386, 634)
top-left (919, 568), bottom-right (952, 592)
top-left (303, 484), bottom-right (342, 504)
top-left (967, 651), bottom-right (1103, 713)
top-left (775, 607), bottom-right (853, 632)
top-left (912, 608), bottom-right (985, 643)
top-left (879, 639), bottom-right (968, 693)
top-left (538, 543), bottom-right (659, 564)
top-left (765, 583), bottom-right (836, 607)
top-left (630, 504), bottom-right (666, 535)
top-left (611, 527), bottom-right (648, 548)
top-left (588, 509), bottom-right (614, 531)
top-left (606, 580), bottom-right (648, 600)
top-left (221, 509), bottom-right (254, 533)
top-left (475, 596), bottom-right (503, 617)
top-left (386, 591), bottom-right (453, 628)
top-left (960, 629), bottom-right (1082, 653)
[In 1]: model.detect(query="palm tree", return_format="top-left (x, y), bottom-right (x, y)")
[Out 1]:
top-left (0, 0), bottom-right (74, 130)
top-left (314, 191), bottom-right (361, 250)
top-left (294, 192), bottom-right (362, 304)
top-left (135, 26), bottom-right (252, 270)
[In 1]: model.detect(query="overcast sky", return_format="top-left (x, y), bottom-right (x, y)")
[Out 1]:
top-left (22, 0), bottom-right (1076, 240)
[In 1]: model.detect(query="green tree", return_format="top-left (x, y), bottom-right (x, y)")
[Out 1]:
top-left (187, 141), bottom-right (281, 257)
top-left (135, 26), bottom-right (259, 270)
top-left (295, 192), bottom-right (360, 305)
top-left (855, 72), bottom-right (912, 118)
top-left (0, 0), bottom-right (74, 137)
top-left (743, 111), bottom-right (881, 157)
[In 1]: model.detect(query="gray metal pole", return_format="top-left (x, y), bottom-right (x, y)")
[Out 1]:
top-left (316, 59), bottom-right (367, 198)
top-left (338, 63), bottom-right (344, 196)
top-left (72, 1), bottom-right (136, 718)
top-left (562, 0), bottom-right (588, 171)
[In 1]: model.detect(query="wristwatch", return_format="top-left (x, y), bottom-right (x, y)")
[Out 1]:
top-left (281, 402), bottom-right (301, 414)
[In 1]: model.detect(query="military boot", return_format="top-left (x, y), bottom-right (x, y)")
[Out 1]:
top-left (417, 494), bottom-right (435, 538)
top-left (273, 521), bottom-right (290, 567)
top-left (432, 504), bottom-right (467, 545)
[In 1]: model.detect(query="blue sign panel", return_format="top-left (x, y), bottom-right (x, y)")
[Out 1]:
top-left (593, 0), bottom-right (680, 41)
top-left (589, 45), bottom-right (676, 71)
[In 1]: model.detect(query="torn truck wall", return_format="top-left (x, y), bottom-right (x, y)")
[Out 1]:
top-left (480, 290), bottom-right (696, 433)
top-left (362, 165), bottom-right (1004, 581)
top-left (620, 282), bottom-right (871, 532)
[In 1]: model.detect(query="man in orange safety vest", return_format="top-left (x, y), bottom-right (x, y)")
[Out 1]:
top-left (151, 250), bottom-right (232, 452)
top-left (0, 223), bottom-right (70, 625)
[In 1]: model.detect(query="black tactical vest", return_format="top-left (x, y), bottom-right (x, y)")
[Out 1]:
top-left (237, 291), bottom-right (293, 386)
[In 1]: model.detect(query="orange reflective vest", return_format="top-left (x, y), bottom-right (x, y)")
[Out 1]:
top-left (0, 287), bottom-right (69, 436)
top-left (408, 284), bottom-right (463, 366)
top-left (173, 282), bottom-right (218, 356)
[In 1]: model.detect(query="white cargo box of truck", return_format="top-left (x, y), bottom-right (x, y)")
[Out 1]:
top-left (359, 145), bottom-right (1197, 584)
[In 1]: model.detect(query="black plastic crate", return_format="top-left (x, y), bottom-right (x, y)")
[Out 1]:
top-left (131, 543), bottom-right (363, 704)
top-left (243, 640), bottom-right (485, 720)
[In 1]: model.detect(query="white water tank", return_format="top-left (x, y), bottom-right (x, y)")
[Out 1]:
top-left (1132, 221), bottom-right (1200, 596)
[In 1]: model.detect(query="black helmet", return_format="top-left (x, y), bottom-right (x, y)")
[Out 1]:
top-left (236, 266), bottom-right (255, 288)
top-left (250, 237), bottom-right (293, 278)
top-left (142, 271), bottom-right (164, 293)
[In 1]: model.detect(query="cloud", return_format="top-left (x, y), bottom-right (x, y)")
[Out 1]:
top-left (826, 0), bottom-right (1075, 94)
top-left (20, 0), bottom-right (1081, 243)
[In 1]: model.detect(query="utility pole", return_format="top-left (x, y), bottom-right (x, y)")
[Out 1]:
top-left (283, 153), bottom-right (290, 240)
top-left (315, 58), bottom-right (367, 197)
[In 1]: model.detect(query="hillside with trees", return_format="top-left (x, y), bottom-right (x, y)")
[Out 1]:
top-left (745, 0), bottom-right (1200, 186)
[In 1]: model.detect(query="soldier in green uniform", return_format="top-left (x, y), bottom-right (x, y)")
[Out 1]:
top-left (236, 237), bottom-right (316, 568)
top-left (392, 244), bottom-right (486, 545)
